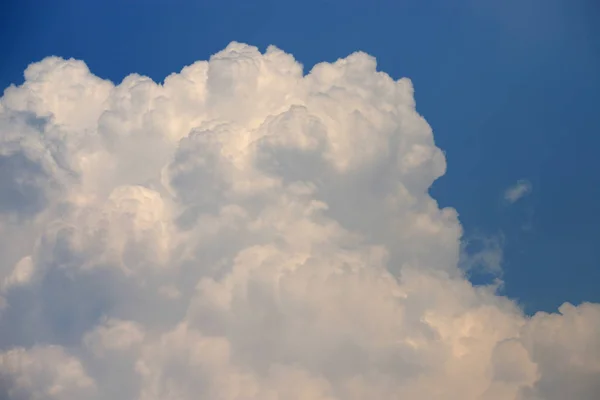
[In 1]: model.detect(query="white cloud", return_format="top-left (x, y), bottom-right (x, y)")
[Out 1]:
top-left (504, 180), bottom-right (532, 204)
top-left (0, 42), bottom-right (598, 399)
top-left (0, 346), bottom-right (96, 400)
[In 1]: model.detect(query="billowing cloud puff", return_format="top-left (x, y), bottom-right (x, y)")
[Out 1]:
top-left (0, 42), bottom-right (598, 399)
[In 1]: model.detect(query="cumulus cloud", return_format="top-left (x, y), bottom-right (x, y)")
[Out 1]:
top-left (0, 42), bottom-right (598, 399)
top-left (504, 180), bottom-right (532, 204)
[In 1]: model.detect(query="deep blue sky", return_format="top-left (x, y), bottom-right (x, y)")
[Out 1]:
top-left (1, 0), bottom-right (599, 314)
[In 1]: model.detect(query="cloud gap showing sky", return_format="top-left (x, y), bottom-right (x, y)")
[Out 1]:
top-left (0, 42), bottom-right (598, 400)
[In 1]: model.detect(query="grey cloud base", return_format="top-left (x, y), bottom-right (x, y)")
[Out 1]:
top-left (0, 42), bottom-right (598, 400)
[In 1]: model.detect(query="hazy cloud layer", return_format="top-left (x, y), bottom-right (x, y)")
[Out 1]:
top-left (0, 43), bottom-right (598, 399)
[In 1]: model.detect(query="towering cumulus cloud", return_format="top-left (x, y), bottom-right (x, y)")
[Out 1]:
top-left (0, 43), bottom-right (598, 399)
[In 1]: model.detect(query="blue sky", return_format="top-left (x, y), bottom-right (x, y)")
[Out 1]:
top-left (1, 0), bottom-right (598, 314)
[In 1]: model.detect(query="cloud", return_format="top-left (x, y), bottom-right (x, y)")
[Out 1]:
top-left (460, 233), bottom-right (504, 277)
top-left (504, 180), bottom-right (532, 204)
top-left (0, 42), bottom-right (598, 399)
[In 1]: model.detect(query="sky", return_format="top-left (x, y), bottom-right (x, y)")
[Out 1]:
top-left (0, 1), bottom-right (599, 399)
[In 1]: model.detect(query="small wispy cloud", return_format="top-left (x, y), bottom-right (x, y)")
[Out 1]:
top-left (459, 233), bottom-right (504, 277)
top-left (504, 179), bottom-right (532, 204)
